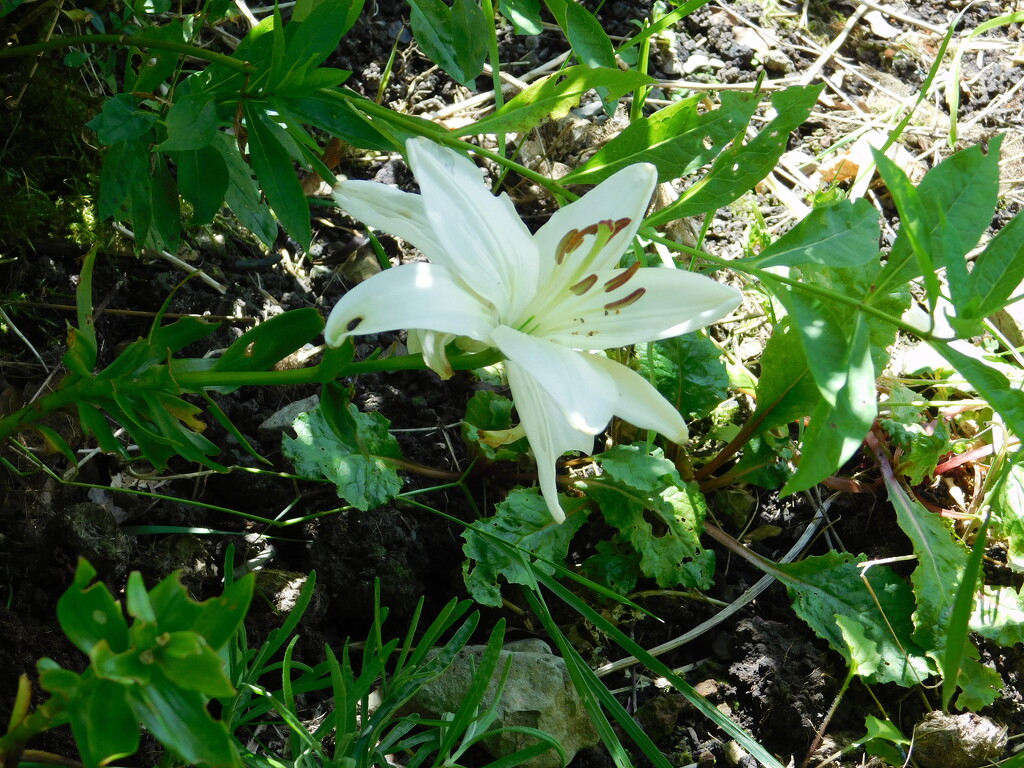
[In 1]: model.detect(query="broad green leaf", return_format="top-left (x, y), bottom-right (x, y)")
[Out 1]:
top-left (70, 676), bottom-right (140, 768)
top-left (282, 405), bottom-right (403, 511)
top-left (563, 2), bottom-right (615, 69)
top-left (130, 22), bottom-right (186, 93)
top-left (587, 445), bottom-right (714, 589)
top-left (646, 83), bottom-right (823, 225)
top-left (98, 137), bottom-right (150, 221)
top-left (499, 0), bottom-right (541, 33)
top-left (875, 138), bottom-right (1005, 292)
top-left (775, 551), bottom-right (933, 686)
top-left (563, 90), bottom-right (760, 185)
top-left (972, 585), bottom-right (1024, 646)
top-left (126, 571), bottom-right (156, 623)
top-left (243, 103), bottom-right (312, 250)
top-left (408, 0), bottom-right (489, 88)
top-left (748, 199), bottom-right (879, 269)
top-left (459, 66), bottom-right (655, 136)
top-left (157, 632), bottom-right (236, 697)
top-left (213, 307), bottom-right (323, 377)
top-left (462, 488), bottom-right (587, 607)
top-left (781, 318), bottom-right (875, 495)
top-left (994, 457), bottom-right (1024, 572)
top-left (580, 540), bottom-right (642, 595)
top-left (952, 655), bottom-right (1002, 710)
top-left (751, 319), bottom-right (819, 432)
top-left (836, 613), bottom-right (881, 678)
top-left (171, 145), bottom-right (229, 226)
top-left (281, 92), bottom-right (402, 152)
top-left (216, 132), bottom-right (279, 246)
top-left (278, 0), bottom-right (360, 84)
top-left (146, 154), bottom-right (182, 252)
top-left (158, 94), bottom-right (219, 151)
top-left (957, 210), bottom-right (1024, 324)
top-left (87, 93), bottom-right (157, 144)
top-left (128, 671), bottom-right (242, 768)
top-left (57, 559), bottom-right (130, 655)
top-left (634, 332), bottom-right (729, 419)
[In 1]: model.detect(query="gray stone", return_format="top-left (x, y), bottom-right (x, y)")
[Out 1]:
top-left (258, 394), bottom-right (320, 441)
top-left (404, 641), bottom-right (599, 768)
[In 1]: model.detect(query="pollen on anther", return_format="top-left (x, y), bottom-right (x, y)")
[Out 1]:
top-left (569, 274), bottom-right (598, 295)
top-left (603, 261), bottom-right (640, 292)
top-left (604, 287), bottom-right (646, 311)
top-left (612, 218), bottom-right (631, 235)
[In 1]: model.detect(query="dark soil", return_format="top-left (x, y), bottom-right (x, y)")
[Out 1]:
top-left (2, 1), bottom-right (1024, 767)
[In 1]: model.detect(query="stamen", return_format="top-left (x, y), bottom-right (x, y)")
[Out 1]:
top-left (569, 274), bottom-right (598, 295)
top-left (556, 228), bottom-right (584, 264)
top-left (604, 288), bottom-right (646, 311)
top-left (611, 218), bottom-right (631, 235)
top-left (603, 261), bottom-right (640, 292)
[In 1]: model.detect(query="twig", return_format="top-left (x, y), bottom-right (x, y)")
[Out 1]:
top-left (799, 4), bottom-right (869, 86)
top-left (112, 224), bottom-right (228, 295)
top-left (0, 306), bottom-right (49, 373)
top-left (594, 493), bottom-right (834, 677)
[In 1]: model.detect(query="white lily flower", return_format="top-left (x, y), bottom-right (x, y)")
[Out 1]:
top-left (325, 138), bottom-right (741, 523)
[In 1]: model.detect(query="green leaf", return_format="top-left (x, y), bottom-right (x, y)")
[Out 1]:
top-left (580, 540), bottom-right (642, 595)
top-left (278, 0), bottom-right (361, 85)
top-left (748, 199), bottom-right (880, 269)
top-left (216, 132), bottom-right (279, 247)
top-left (563, 90), bottom-right (760, 185)
top-left (57, 559), bottom-right (130, 655)
top-left (957, 210), bottom-right (1024, 324)
top-left (281, 92), bottom-right (401, 152)
top-left (213, 307), bottom-right (323, 376)
top-left (463, 488), bottom-right (588, 607)
top-left (98, 137), bottom-right (150, 221)
top-left (646, 83), bottom-right (823, 226)
top-left (775, 551), bottom-right (933, 686)
top-left (170, 146), bottom-right (228, 226)
top-left (408, 0), bottom-right (489, 88)
top-left (458, 66), bottom-right (655, 136)
top-left (282, 405), bottom-right (403, 511)
top-left (60, 675), bottom-right (141, 768)
top-left (461, 389), bottom-right (529, 460)
top-left (146, 154), bottom-right (182, 252)
top-left (751, 319), bottom-right (820, 432)
top-left (563, 2), bottom-right (615, 69)
top-left (588, 445), bottom-right (714, 589)
top-left (875, 138), bottom-right (1005, 292)
top-left (499, 0), bottom-right (541, 33)
top-left (87, 93), bottom-right (157, 144)
top-left (128, 670), bottom-right (242, 768)
top-left (157, 632), bottom-right (237, 697)
top-left (972, 585), bottom-right (1024, 646)
top-left (634, 332), bottom-right (729, 419)
top-left (243, 103), bottom-right (312, 250)
top-left (158, 94), bottom-right (219, 151)
top-left (993, 457), bottom-right (1024, 572)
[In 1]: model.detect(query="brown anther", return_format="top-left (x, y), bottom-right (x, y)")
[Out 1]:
top-left (569, 274), bottom-right (598, 295)
top-left (577, 223), bottom-right (601, 238)
top-left (603, 261), bottom-right (641, 292)
top-left (611, 218), bottom-right (631, 235)
top-left (555, 229), bottom-right (580, 265)
top-left (604, 287), bottom-right (646, 311)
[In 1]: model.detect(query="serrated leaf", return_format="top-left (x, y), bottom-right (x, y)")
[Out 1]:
top-left (587, 444), bottom-right (714, 589)
top-left (564, 90), bottom-right (760, 185)
top-left (748, 199), bottom-right (880, 269)
top-left (775, 551), bottom-right (933, 686)
top-left (646, 83), bottom-right (823, 225)
top-left (87, 93), bottom-right (158, 144)
top-left (408, 0), bottom-right (488, 88)
top-left (282, 405), bottom-right (403, 511)
top-left (243, 103), bottom-right (312, 250)
top-left (635, 332), bottom-right (729, 419)
top-left (580, 540), bottom-right (642, 595)
top-left (462, 488), bottom-right (587, 607)
top-left (458, 66), bottom-right (655, 136)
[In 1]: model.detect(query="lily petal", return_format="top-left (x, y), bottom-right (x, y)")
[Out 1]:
top-left (324, 263), bottom-right (496, 349)
top-left (491, 325), bottom-right (618, 435)
top-left (537, 267), bottom-right (741, 349)
top-left (407, 138), bottom-right (538, 319)
top-left (533, 163), bottom-right (657, 287)
top-left (407, 329), bottom-right (456, 379)
top-left (504, 359), bottom-right (594, 523)
top-left (332, 179), bottom-right (445, 262)
top-left (585, 353), bottom-right (690, 443)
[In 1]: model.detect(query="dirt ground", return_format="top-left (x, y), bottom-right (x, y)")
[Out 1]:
top-left (2, 0), bottom-right (1024, 766)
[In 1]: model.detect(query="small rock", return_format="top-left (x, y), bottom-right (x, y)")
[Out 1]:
top-left (404, 641), bottom-right (599, 768)
top-left (46, 502), bottom-right (132, 577)
top-left (912, 711), bottom-right (1007, 768)
top-left (761, 49), bottom-right (794, 74)
top-left (259, 395), bottom-right (320, 441)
